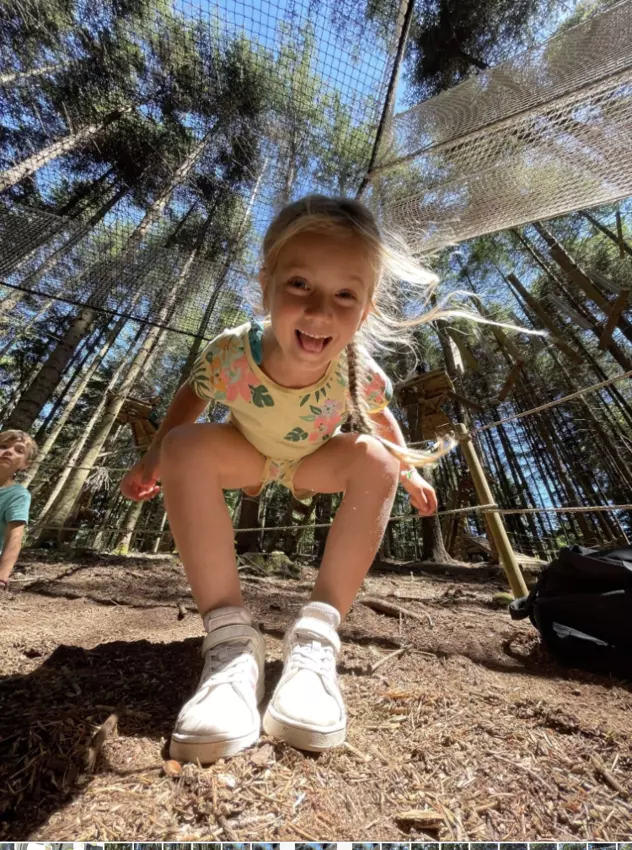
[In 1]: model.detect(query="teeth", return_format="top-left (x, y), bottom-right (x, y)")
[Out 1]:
top-left (299, 330), bottom-right (329, 339)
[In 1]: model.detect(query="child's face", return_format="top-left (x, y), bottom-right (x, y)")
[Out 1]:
top-left (0, 437), bottom-right (30, 479)
top-left (262, 231), bottom-right (375, 369)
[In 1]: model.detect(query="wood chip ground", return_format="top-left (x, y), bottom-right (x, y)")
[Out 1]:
top-left (1, 552), bottom-right (631, 840)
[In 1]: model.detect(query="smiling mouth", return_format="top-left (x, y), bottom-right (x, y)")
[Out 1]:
top-left (296, 329), bottom-right (332, 354)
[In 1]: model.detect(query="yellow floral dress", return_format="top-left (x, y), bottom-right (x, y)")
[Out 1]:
top-left (189, 320), bottom-right (393, 496)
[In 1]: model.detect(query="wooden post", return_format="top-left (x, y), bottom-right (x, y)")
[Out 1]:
top-left (456, 423), bottom-right (528, 598)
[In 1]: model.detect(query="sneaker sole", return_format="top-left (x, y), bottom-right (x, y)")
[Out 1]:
top-left (262, 707), bottom-right (346, 752)
top-left (170, 726), bottom-right (260, 764)
top-left (170, 675), bottom-right (266, 765)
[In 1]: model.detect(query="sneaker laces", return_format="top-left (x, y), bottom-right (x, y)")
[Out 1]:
top-left (199, 638), bottom-right (256, 690)
top-left (287, 635), bottom-right (336, 677)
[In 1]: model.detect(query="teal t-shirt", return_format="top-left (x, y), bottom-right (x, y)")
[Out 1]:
top-left (0, 483), bottom-right (31, 553)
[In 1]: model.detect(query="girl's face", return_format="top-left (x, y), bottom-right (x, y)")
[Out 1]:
top-left (262, 230), bottom-right (375, 370)
top-left (0, 437), bottom-right (30, 480)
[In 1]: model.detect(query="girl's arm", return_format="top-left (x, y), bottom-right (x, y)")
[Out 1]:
top-left (0, 521), bottom-right (26, 586)
top-left (120, 382), bottom-right (209, 501)
top-left (149, 381), bottom-right (210, 452)
top-left (370, 407), bottom-right (438, 516)
top-left (369, 407), bottom-right (416, 481)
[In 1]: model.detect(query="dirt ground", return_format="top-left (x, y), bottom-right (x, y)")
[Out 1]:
top-left (1, 551), bottom-right (631, 842)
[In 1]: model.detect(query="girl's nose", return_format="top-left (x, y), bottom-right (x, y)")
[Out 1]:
top-left (305, 291), bottom-right (332, 317)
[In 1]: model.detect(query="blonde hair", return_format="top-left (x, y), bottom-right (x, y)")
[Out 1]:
top-left (0, 430), bottom-right (39, 466)
top-left (261, 194), bottom-right (525, 468)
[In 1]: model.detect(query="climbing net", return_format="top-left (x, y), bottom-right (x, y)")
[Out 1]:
top-left (371, 0), bottom-right (632, 252)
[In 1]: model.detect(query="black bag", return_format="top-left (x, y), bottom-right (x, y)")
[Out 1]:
top-left (509, 544), bottom-right (632, 677)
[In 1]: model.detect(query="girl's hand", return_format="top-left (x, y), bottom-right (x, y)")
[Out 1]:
top-left (120, 446), bottom-right (161, 502)
top-left (400, 468), bottom-right (438, 516)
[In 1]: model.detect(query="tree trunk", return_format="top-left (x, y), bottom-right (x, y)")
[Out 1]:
top-left (4, 306), bottom-right (97, 431)
top-left (532, 222), bottom-right (632, 347)
top-left (314, 494), bottom-right (333, 559)
top-left (32, 325), bottom-right (145, 529)
top-left (512, 228), bottom-right (632, 372)
top-left (0, 63), bottom-right (66, 86)
top-left (35, 227), bottom-right (207, 543)
top-left (179, 160), bottom-right (268, 381)
top-left (23, 313), bottom-right (128, 485)
top-left (580, 211), bottom-right (632, 259)
top-left (0, 108), bottom-right (130, 193)
top-left (236, 493), bottom-right (262, 554)
top-left (151, 507), bottom-right (169, 554)
top-left (32, 320), bottom-right (109, 444)
top-left (115, 500), bottom-right (144, 553)
top-left (1, 149), bottom-right (201, 431)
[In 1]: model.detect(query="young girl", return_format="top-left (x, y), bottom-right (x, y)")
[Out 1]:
top-left (120, 194), bottom-right (449, 764)
top-left (0, 430), bottom-right (38, 591)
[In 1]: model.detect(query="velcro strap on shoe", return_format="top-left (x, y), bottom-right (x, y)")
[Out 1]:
top-left (292, 616), bottom-right (341, 653)
top-left (202, 623), bottom-right (261, 656)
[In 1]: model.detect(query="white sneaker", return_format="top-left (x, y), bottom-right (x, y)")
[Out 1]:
top-left (262, 601), bottom-right (346, 751)
top-left (170, 606), bottom-right (265, 763)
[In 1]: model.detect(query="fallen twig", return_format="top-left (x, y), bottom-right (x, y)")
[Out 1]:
top-left (176, 601), bottom-right (189, 620)
top-left (370, 645), bottom-right (408, 674)
top-left (85, 704), bottom-right (123, 771)
top-left (591, 753), bottom-right (629, 798)
top-left (360, 596), bottom-right (434, 628)
top-left (395, 808), bottom-right (444, 829)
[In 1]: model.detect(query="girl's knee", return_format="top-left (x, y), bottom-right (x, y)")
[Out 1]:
top-left (352, 434), bottom-right (400, 481)
top-left (161, 423), bottom-right (214, 466)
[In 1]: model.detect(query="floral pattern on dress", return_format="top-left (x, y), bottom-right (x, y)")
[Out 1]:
top-left (364, 368), bottom-right (393, 412)
top-left (284, 398), bottom-right (344, 444)
top-left (190, 328), bottom-right (275, 408)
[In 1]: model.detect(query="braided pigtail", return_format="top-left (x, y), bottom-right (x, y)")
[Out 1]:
top-left (346, 339), bottom-right (378, 437)
top-left (346, 339), bottom-right (455, 469)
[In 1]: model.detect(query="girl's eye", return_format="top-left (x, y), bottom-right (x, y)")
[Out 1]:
top-left (288, 278), bottom-right (308, 290)
top-left (337, 290), bottom-right (356, 300)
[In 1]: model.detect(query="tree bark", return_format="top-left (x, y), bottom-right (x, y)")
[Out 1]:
top-left (32, 324), bottom-right (144, 526)
top-left (0, 63), bottom-right (66, 86)
top-left (4, 306), bottom-right (98, 431)
top-left (532, 222), bottom-right (632, 347)
top-left (35, 224), bottom-right (209, 543)
top-left (0, 108), bottom-right (130, 193)
top-left (32, 320), bottom-right (109, 444)
top-left (235, 493), bottom-right (262, 554)
top-left (23, 313), bottom-right (128, 486)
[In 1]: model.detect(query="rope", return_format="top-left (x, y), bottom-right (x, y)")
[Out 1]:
top-left (29, 501), bottom-right (632, 541)
top-left (476, 369), bottom-right (632, 432)
top-left (496, 503), bottom-right (632, 515)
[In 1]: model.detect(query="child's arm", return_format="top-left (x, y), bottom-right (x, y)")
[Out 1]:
top-left (120, 382), bottom-right (209, 501)
top-left (370, 407), bottom-right (438, 516)
top-left (0, 521), bottom-right (26, 588)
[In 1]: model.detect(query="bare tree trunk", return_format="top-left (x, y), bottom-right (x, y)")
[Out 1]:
top-left (580, 211), bottom-right (632, 259)
top-left (35, 225), bottom-right (208, 543)
top-left (532, 222), bottom-right (632, 347)
top-left (0, 108), bottom-right (130, 193)
top-left (24, 313), bottom-right (129, 485)
top-left (236, 494), bottom-right (262, 554)
top-left (115, 500), bottom-right (144, 553)
top-left (5, 306), bottom-right (98, 431)
top-left (32, 326), bottom-right (145, 529)
top-left (32, 321), bottom-right (109, 443)
top-left (0, 63), bottom-right (66, 86)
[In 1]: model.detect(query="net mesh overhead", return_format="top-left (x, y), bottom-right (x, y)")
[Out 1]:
top-left (371, 0), bottom-right (632, 253)
top-left (0, 0), bottom-right (407, 338)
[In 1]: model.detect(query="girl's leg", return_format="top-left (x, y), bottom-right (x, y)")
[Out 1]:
top-left (263, 434), bottom-right (399, 751)
top-left (293, 432), bottom-right (400, 615)
top-left (161, 422), bottom-right (268, 764)
top-left (160, 422), bottom-right (265, 615)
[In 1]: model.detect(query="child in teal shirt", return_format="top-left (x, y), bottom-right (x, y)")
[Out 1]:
top-left (0, 429), bottom-right (38, 591)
